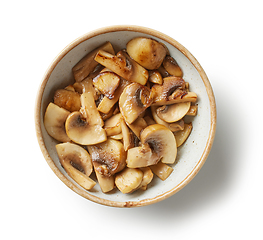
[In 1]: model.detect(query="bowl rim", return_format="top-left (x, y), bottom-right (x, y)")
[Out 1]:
top-left (35, 25), bottom-right (217, 208)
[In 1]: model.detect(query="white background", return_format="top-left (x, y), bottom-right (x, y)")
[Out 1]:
top-left (1, 1), bottom-right (262, 239)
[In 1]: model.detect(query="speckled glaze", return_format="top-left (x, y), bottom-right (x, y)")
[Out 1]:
top-left (35, 25), bottom-right (216, 208)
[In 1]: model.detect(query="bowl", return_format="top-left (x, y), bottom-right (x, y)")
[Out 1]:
top-left (35, 25), bottom-right (216, 207)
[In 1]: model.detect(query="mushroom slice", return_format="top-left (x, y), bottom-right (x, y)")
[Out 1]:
top-left (94, 50), bottom-right (148, 85)
top-left (126, 37), bottom-right (167, 70)
top-left (137, 167), bottom-right (154, 190)
top-left (186, 105), bottom-right (198, 116)
top-left (148, 70), bottom-right (163, 85)
top-left (162, 56), bottom-right (183, 77)
top-left (104, 113), bottom-right (122, 136)
top-left (93, 71), bottom-right (120, 99)
top-left (127, 117), bottom-right (147, 139)
top-left (174, 122), bottom-right (193, 147)
top-left (115, 168), bottom-right (143, 194)
top-left (93, 162), bottom-right (115, 193)
top-left (54, 89), bottom-right (81, 112)
top-left (120, 118), bottom-right (134, 151)
top-left (44, 102), bottom-right (71, 142)
top-left (80, 92), bottom-right (104, 126)
top-left (151, 105), bottom-right (183, 132)
top-left (87, 139), bottom-right (126, 177)
top-left (72, 41), bottom-right (115, 82)
top-left (65, 111), bottom-right (107, 145)
top-left (119, 83), bottom-right (153, 124)
top-left (156, 102), bottom-right (191, 123)
top-left (56, 142), bottom-right (93, 176)
top-left (150, 161), bottom-right (173, 181)
top-left (126, 124), bottom-right (177, 168)
top-left (152, 77), bottom-right (197, 105)
top-left (98, 78), bottom-right (131, 114)
top-left (56, 142), bottom-right (95, 190)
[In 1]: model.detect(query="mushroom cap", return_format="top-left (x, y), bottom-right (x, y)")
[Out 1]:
top-left (44, 102), bottom-right (71, 143)
top-left (65, 111), bottom-right (107, 145)
top-left (119, 83), bottom-right (153, 124)
top-left (126, 37), bottom-right (167, 70)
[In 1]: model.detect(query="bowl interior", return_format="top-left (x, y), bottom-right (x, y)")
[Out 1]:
top-left (36, 26), bottom-right (216, 207)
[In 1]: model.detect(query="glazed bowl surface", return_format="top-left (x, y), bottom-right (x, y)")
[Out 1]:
top-left (35, 25), bottom-right (216, 207)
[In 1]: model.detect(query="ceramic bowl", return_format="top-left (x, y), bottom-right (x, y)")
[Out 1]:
top-left (35, 25), bottom-right (216, 207)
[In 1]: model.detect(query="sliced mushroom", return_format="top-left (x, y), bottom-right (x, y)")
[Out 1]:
top-left (119, 83), bottom-right (153, 124)
top-left (156, 102), bottom-right (191, 123)
top-left (127, 117), bottom-right (147, 139)
top-left (137, 167), bottom-right (154, 190)
top-left (126, 37), bottom-right (167, 70)
top-left (148, 70), bottom-right (163, 85)
top-left (44, 102), bottom-right (71, 142)
top-left (115, 168), bottom-right (143, 194)
top-left (80, 92), bottom-right (104, 126)
top-left (56, 142), bottom-right (95, 190)
top-left (64, 85), bottom-right (75, 92)
top-left (126, 124), bottom-right (177, 168)
top-left (151, 105), bottom-right (184, 132)
top-left (150, 161), bottom-right (173, 181)
top-left (174, 122), bottom-right (193, 147)
top-left (93, 162), bottom-right (115, 193)
top-left (93, 71), bottom-right (120, 99)
top-left (104, 113), bottom-right (122, 136)
top-left (120, 118), bottom-right (134, 151)
top-left (152, 77), bottom-right (197, 105)
top-left (65, 111), bottom-right (107, 145)
top-left (186, 105), bottom-right (198, 116)
top-left (162, 56), bottom-right (183, 77)
top-left (94, 50), bottom-right (148, 85)
top-left (72, 41), bottom-right (115, 82)
top-left (87, 139), bottom-right (126, 177)
top-left (56, 142), bottom-right (93, 176)
top-left (53, 89), bottom-right (81, 112)
top-left (98, 78), bottom-right (130, 114)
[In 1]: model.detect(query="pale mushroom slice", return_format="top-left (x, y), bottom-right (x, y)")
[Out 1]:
top-left (119, 83), bottom-right (153, 124)
top-left (186, 105), bottom-right (198, 116)
top-left (162, 56), bottom-right (183, 77)
top-left (126, 37), bottom-right (167, 70)
top-left (94, 50), bottom-right (148, 85)
top-left (156, 102), bottom-right (191, 123)
top-left (56, 142), bottom-right (95, 190)
top-left (53, 89), bottom-right (81, 112)
top-left (115, 168), bottom-right (143, 194)
top-left (104, 113), bottom-right (122, 136)
top-left (72, 41), bottom-right (115, 82)
top-left (150, 161), bottom-right (173, 181)
top-left (120, 118), bottom-right (134, 151)
top-left (65, 111), bottom-right (107, 145)
top-left (152, 77), bottom-right (197, 106)
top-left (127, 117), bottom-right (147, 139)
top-left (93, 71), bottom-right (120, 99)
top-left (174, 122), bottom-right (193, 147)
top-left (87, 139), bottom-right (126, 177)
top-left (126, 124), bottom-right (177, 168)
top-left (56, 142), bottom-right (93, 176)
top-left (137, 167), bottom-right (154, 190)
top-left (44, 102), bottom-right (71, 143)
top-left (151, 105), bottom-right (184, 132)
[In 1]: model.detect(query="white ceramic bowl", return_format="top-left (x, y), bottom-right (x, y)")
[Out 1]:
top-left (35, 25), bottom-right (216, 207)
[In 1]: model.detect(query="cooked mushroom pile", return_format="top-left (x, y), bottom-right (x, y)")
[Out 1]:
top-left (44, 37), bottom-right (198, 194)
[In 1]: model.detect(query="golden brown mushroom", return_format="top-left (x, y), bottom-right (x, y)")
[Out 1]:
top-left (119, 83), bottom-right (153, 124)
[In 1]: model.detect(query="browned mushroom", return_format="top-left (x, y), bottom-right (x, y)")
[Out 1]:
top-left (72, 41), bottom-right (115, 82)
top-left (162, 56), bottom-right (183, 77)
top-left (87, 139), bottom-right (126, 177)
top-left (94, 50), bottom-right (148, 85)
top-left (119, 83), bottom-right (153, 124)
top-left (152, 77), bottom-right (197, 105)
top-left (126, 37), bottom-right (167, 70)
